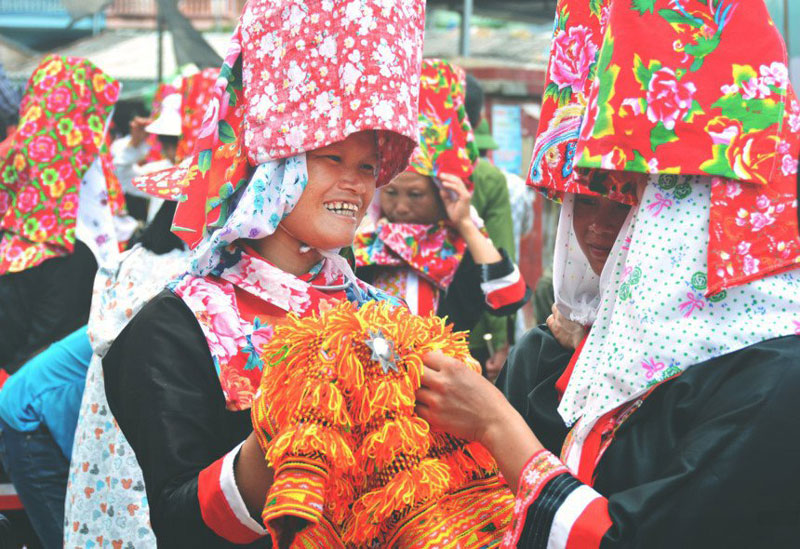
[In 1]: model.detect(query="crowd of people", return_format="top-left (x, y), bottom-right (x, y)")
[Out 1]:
top-left (0, 0), bottom-right (797, 547)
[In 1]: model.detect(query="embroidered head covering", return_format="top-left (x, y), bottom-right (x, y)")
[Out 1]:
top-left (0, 55), bottom-right (122, 274)
top-left (251, 300), bottom-right (511, 547)
top-left (407, 59), bottom-right (478, 186)
top-left (527, 0), bottom-right (800, 295)
top-left (135, 0), bottom-right (425, 273)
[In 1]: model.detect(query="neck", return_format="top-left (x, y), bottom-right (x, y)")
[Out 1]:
top-left (245, 227), bottom-right (323, 277)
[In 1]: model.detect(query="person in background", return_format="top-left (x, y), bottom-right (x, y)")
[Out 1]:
top-left (0, 55), bottom-right (122, 548)
top-left (0, 55), bottom-right (123, 375)
top-left (355, 59), bottom-right (528, 342)
top-left (463, 74), bottom-right (518, 379)
top-left (111, 93), bottom-right (182, 222)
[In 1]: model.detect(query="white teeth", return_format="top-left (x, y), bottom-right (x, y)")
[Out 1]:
top-left (324, 201), bottom-right (358, 218)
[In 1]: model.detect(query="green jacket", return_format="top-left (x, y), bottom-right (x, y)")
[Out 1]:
top-left (469, 158), bottom-right (516, 356)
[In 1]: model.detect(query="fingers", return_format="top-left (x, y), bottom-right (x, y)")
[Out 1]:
top-left (438, 173), bottom-right (469, 199)
top-left (422, 350), bottom-right (460, 372)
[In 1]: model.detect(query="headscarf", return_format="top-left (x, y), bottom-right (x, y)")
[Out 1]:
top-left (356, 59), bottom-right (479, 314)
top-left (133, 0), bottom-right (426, 412)
top-left (0, 55), bottom-right (123, 274)
top-left (526, 0), bottom-right (800, 473)
top-left (407, 58), bottom-right (478, 186)
top-left (175, 67), bottom-right (219, 162)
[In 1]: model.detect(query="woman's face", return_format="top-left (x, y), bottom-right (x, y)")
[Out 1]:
top-left (572, 194), bottom-right (631, 276)
top-left (280, 131), bottom-right (379, 250)
top-left (380, 171), bottom-right (444, 224)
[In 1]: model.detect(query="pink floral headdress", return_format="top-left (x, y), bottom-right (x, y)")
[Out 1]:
top-left (134, 0), bottom-right (426, 251)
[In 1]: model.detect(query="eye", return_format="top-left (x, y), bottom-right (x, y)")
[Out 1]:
top-left (360, 163), bottom-right (376, 172)
top-left (325, 154), bottom-right (342, 162)
top-left (409, 192), bottom-right (423, 199)
top-left (384, 188), bottom-right (397, 196)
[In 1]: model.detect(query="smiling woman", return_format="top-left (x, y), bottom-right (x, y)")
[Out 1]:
top-left (101, 0), bottom-right (426, 547)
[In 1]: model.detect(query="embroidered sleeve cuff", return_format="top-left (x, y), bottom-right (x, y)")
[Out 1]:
top-left (197, 441), bottom-right (268, 543)
top-left (501, 450), bottom-right (612, 549)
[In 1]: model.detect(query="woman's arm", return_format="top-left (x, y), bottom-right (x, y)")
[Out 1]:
top-left (439, 173), bottom-right (502, 265)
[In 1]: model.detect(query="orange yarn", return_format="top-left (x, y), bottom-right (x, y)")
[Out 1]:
top-left (251, 300), bottom-right (504, 548)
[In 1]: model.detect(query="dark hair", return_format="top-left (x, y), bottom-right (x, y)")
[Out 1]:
top-left (111, 99), bottom-right (148, 140)
top-left (157, 134), bottom-right (180, 149)
top-left (131, 200), bottom-right (185, 255)
top-left (464, 73), bottom-right (484, 128)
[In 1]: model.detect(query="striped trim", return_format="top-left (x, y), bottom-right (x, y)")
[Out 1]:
top-left (481, 266), bottom-right (527, 310)
top-left (548, 484), bottom-right (605, 549)
top-left (519, 474), bottom-right (581, 549)
top-left (502, 450), bottom-right (568, 548)
top-left (197, 443), bottom-right (267, 543)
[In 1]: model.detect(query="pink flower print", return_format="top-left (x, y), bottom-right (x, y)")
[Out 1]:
top-left (724, 182), bottom-right (742, 199)
top-left (794, 320), bottom-right (800, 336)
top-left (736, 240), bottom-right (751, 255)
top-left (740, 77), bottom-right (771, 100)
top-left (646, 193), bottom-right (673, 216)
top-left (678, 292), bottom-right (705, 318)
top-left (742, 254), bottom-right (760, 276)
top-left (755, 194), bottom-right (771, 210)
top-left (641, 358), bottom-right (666, 380)
top-left (646, 68), bottom-right (696, 131)
top-left (550, 25), bottom-right (599, 91)
top-left (46, 86), bottom-right (72, 113)
top-left (759, 62), bottom-right (789, 90)
top-left (28, 135), bottom-right (58, 164)
top-left (197, 98), bottom-right (220, 144)
top-left (789, 112), bottom-right (800, 133)
top-left (720, 83), bottom-right (739, 95)
top-left (16, 185), bottom-right (40, 212)
top-left (781, 154), bottom-right (798, 177)
top-left (749, 210), bottom-right (775, 231)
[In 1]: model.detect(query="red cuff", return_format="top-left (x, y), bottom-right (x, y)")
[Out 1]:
top-left (197, 445), bottom-right (267, 544)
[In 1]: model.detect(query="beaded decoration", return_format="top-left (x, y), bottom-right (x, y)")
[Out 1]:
top-left (251, 300), bottom-right (503, 548)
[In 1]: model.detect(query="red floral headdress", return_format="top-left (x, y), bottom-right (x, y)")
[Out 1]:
top-left (527, 0), bottom-right (800, 295)
top-left (407, 59), bottom-right (478, 187)
top-left (0, 55), bottom-right (121, 274)
top-left (133, 0), bottom-right (426, 250)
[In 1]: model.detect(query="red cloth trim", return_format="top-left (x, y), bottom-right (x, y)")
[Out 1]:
top-left (555, 333), bottom-right (589, 401)
top-left (197, 455), bottom-right (263, 544)
top-left (564, 495), bottom-right (612, 549)
top-left (417, 277), bottom-right (437, 316)
top-left (0, 369), bottom-right (9, 389)
top-left (485, 277), bottom-right (527, 310)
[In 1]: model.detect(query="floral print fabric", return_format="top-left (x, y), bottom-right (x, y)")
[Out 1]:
top-left (558, 176), bottom-right (800, 471)
top-left (0, 55), bottom-right (121, 273)
top-left (354, 219), bottom-right (467, 314)
top-left (527, 0), bottom-right (800, 294)
top-left (64, 245), bottom-right (189, 549)
top-left (176, 68), bottom-right (220, 163)
top-left (171, 245), bottom-right (397, 411)
top-left (134, 0), bottom-right (425, 251)
top-left (408, 59), bottom-right (478, 183)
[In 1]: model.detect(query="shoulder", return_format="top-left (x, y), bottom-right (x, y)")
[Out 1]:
top-left (497, 326), bottom-right (573, 393)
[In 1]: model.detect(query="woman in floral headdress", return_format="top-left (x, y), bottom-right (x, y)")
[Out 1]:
top-left (102, 0), bottom-right (425, 546)
top-left (355, 58), bottom-right (529, 347)
top-left (416, 1), bottom-right (800, 548)
top-left (0, 56), bottom-right (125, 374)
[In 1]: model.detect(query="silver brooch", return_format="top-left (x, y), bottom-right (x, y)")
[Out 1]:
top-left (365, 330), bottom-right (400, 374)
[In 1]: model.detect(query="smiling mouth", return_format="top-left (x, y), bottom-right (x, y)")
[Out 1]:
top-left (324, 201), bottom-right (359, 218)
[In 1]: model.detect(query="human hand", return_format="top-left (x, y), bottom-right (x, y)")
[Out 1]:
top-left (129, 116), bottom-right (152, 148)
top-left (415, 351), bottom-right (512, 447)
top-left (485, 344), bottom-right (509, 382)
top-left (546, 304), bottom-right (585, 350)
top-left (438, 173), bottom-right (473, 230)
